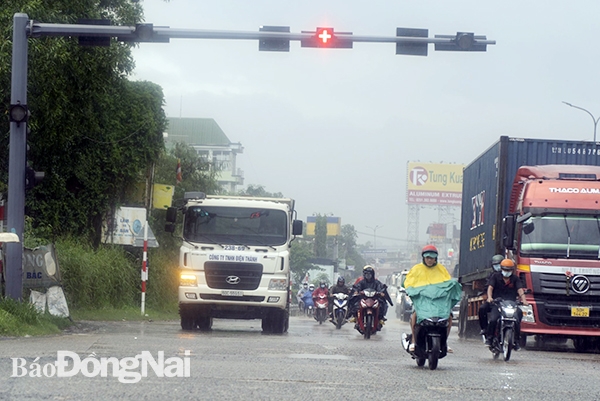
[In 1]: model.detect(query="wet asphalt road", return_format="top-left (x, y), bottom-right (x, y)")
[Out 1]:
top-left (1, 313), bottom-right (599, 400)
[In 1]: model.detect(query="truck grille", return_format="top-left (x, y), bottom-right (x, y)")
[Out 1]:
top-left (536, 272), bottom-right (600, 297)
top-left (533, 272), bottom-right (600, 327)
top-left (204, 262), bottom-right (263, 290)
top-left (200, 294), bottom-right (265, 302)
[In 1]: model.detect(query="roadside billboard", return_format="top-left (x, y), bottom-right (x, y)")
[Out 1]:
top-left (406, 162), bottom-right (464, 205)
top-left (306, 216), bottom-right (341, 236)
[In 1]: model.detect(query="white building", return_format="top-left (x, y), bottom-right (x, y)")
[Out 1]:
top-left (166, 117), bottom-right (244, 193)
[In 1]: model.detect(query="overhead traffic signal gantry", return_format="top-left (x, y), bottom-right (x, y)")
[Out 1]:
top-left (6, 14), bottom-right (496, 300)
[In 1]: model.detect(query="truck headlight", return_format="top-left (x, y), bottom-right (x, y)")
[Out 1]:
top-left (268, 279), bottom-right (287, 291)
top-left (180, 273), bottom-right (197, 287)
top-left (520, 304), bottom-right (535, 323)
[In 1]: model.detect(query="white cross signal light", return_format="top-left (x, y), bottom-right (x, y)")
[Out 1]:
top-left (317, 28), bottom-right (333, 44)
top-left (301, 27), bottom-right (352, 48)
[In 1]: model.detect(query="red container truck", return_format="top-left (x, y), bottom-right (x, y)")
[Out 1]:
top-left (457, 136), bottom-right (600, 351)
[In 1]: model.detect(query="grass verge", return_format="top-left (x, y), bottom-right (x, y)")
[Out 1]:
top-left (0, 297), bottom-right (73, 337)
top-left (0, 298), bottom-right (179, 338)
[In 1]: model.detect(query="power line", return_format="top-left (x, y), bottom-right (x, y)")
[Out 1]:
top-left (355, 230), bottom-right (412, 243)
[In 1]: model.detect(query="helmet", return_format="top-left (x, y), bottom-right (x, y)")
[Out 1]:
top-left (421, 244), bottom-right (438, 258)
top-left (421, 244), bottom-right (438, 267)
top-left (319, 280), bottom-right (327, 288)
top-left (491, 254), bottom-right (504, 264)
top-left (363, 265), bottom-right (375, 282)
top-left (302, 282), bottom-right (308, 287)
top-left (308, 284), bottom-right (315, 290)
top-left (337, 276), bottom-right (345, 285)
top-left (500, 259), bottom-right (515, 277)
top-left (491, 254), bottom-right (504, 272)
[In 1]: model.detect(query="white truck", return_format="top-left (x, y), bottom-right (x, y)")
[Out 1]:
top-left (165, 192), bottom-right (303, 333)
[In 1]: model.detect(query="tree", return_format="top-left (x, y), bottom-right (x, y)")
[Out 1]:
top-left (314, 214), bottom-right (328, 258)
top-left (341, 224), bottom-right (367, 271)
top-left (289, 239), bottom-right (315, 286)
top-left (0, 1), bottom-right (165, 245)
top-left (153, 142), bottom-right (220, 198)
top-left (237, 185), bottom-right (284, 198)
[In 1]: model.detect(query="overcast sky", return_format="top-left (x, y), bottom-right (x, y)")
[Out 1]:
top-left (131, 1), bottom-right (600, 250)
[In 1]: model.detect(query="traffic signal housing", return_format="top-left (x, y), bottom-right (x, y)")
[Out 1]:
top-left (25, 166), bottom-right (44, 190)
top-left (435, 32), bottom-right (488, 51)
top-left (301, 27), bottom-right (352, 49)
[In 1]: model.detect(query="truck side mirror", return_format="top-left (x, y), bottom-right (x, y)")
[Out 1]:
top-left (503, 214), bottom-right (516, 250)
top-left (292, 220), bottom-right (303, 236)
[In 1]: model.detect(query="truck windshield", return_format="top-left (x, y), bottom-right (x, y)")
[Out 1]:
top-left (183, 206), bottom-right (288, 246)
top-left (520, 214), bottom-right (600, 259)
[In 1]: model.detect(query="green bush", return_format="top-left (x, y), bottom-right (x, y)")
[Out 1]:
top-left (0, 297), bottom-right (39, 325)
top-left (55, 237), bottom-right (178, 311)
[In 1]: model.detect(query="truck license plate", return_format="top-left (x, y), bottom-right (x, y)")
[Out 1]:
top-left (222, 290), bottom-right (243, 297)
top-left (571, 306), bottom-right (590, 317)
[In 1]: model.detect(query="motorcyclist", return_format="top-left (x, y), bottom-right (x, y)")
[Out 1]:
top-left (349, 265), bottom-right (390, 323)
top-left (312, 280), bottom-right (330, 305)
top-left (297, 282), bottom-right (309, 311)
top-left (329, 276), bottom-right (351, 320)
top-left (478, 254), bottom-right (504, 336)
top-left (301, 284), bottom-right (315, 313)
top-left (404, 245), bottom-right (457, 353)
top-left (485, 258), bottom-right (529, 349)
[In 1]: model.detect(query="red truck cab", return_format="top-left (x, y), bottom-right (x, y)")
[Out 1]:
top-left (503, 165), bottom-right (600, 351)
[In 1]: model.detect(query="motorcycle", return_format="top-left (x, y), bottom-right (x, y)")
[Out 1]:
top-left (314, 293), bottom-right (329, 324)
top-left (297, 298), bottom-right (305, 313)
top-left (331, 293), bottom-right (349, 329)
top-left (402, 316), bottom-right (449, 370)
top-left (486, 298), bottom-right (519, 362)
top-left (355, 289), bottom-right (384, 339)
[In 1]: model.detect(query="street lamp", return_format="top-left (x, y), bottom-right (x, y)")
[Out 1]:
top-left (562, 101), bottom-right (600, 142)
top-left (366, 225), bottom-right (382, 266)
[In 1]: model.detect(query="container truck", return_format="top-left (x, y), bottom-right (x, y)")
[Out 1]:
top-left (457, 136), bottom-right (600, 351)
top-left (165, 192), bottom-right (303, 333)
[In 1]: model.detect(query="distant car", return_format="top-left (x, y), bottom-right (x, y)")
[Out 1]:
top-left (394, 270), bottom-right (413, 322)
top-left (451, 302), bottom-right (460, 320)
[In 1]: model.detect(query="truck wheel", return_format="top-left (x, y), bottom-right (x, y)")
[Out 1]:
top-left (458, 298), bottom-right (468, 338)
top-left (573, 337), bottom-right (594, 353)
top-left (196, 316), bottom-right (213, 331)
top-left (272, 310), bottom-right (289, 334)
top-left (263, 310), bottom-right (289, 334)
top-left (179, 304), bottom-right (195, 331)
top-left (519, 334), bottom-right (527, 348)
top-left (181, 316), bottom-right (194, 331)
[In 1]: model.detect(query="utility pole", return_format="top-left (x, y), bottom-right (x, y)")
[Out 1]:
top-left (366, 225), bottom-right (382, 266)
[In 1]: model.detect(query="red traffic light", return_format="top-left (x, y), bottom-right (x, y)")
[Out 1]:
top-left (301, 27), bottom-right (352, 49)
top-left (316, 27), bottom-right (334, 45)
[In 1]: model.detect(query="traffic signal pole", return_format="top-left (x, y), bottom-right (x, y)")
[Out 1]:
top-left (5, 14), bottom-right (29, 299)
top-left (5, 13), bottom-right (495, 300)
